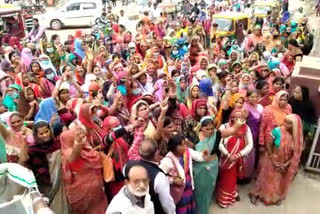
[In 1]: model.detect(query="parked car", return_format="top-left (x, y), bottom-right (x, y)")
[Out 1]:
top-left (35, 0), bottom-right (102, 30)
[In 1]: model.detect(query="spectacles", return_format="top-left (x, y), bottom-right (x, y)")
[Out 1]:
top-left (132, 178), bottom-right (149, 186)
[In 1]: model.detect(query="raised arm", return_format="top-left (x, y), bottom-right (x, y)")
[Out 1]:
top-left (153, 99), bottom-right (168, 141)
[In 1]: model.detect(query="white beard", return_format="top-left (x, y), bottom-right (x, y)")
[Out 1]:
top-left (128, 184), bottom-right (149, 197)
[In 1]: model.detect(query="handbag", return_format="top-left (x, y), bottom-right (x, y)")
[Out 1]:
top-left (167, 156), bottom-right (185, 204)
top-left (100, 143), bottom-right (115, 183)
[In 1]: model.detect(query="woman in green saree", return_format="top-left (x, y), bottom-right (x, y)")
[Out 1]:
top-left (193, 116), bottom-right (220, 214)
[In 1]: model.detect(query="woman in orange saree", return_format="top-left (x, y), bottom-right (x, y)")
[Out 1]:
top-left (60, 103), bottom-right (107, 214)
top-left (258, 90), bottom-right (292, 150)
top-left (256, 90), bottom-right (292, 180)
top-left (250, 114), bottom-right (304, 205)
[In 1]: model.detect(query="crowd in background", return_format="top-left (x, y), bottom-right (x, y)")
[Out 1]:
top-left (0, 0), bottom-right (317, 213)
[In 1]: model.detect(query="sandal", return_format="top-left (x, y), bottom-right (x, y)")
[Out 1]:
top-left (249, 194), bottom-right (258, 205)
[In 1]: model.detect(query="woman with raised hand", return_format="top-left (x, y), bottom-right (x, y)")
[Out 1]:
top-left (60, 103), bottom-right (108, 214)
top-left (216, 109), bottom-right (253, 208)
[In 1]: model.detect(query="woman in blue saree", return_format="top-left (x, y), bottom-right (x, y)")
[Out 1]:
top-left (193, 116), bottom-right (220, 214)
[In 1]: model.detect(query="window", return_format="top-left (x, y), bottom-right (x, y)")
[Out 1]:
top-left (82, 3), bottom-right (97, 10)
top-left (67, 3), bottom-right (80, 11)
top-left (213, 18), bottom-right (233, 31)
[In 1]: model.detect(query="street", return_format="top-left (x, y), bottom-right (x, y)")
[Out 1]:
top-left (210, 170), bottom-right (320, 213)
top-left (44, 0), bottom-right (320, 58)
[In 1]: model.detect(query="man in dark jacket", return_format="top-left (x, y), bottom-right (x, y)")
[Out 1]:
top-left (137, 138), bottom-right (176, 214)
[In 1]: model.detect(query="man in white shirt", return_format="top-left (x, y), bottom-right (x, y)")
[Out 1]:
top-left (118, 10), bottom-right (130, 27)
top-left (137, 138), bottom-right (176, 214)
top-left (106, 164), bottom-right (154, 214)
top-left (150, 3), bottom-right (161, 19)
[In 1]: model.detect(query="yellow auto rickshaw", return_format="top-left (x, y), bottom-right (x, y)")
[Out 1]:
top-left (211, 12), bottom-right (250, 41)
top-left (253, 0), bottom-right (279, 19)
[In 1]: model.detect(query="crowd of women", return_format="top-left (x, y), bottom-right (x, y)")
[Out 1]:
top-left (0, 0), bottom-right (317, 213)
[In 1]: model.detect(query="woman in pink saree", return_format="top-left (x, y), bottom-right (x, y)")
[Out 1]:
top-left (250, 114), bottom-right (304, 205)
top-left (60, 103), bottom-right (107, 214)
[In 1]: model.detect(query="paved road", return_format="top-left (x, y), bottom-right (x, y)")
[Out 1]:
top-left (209, 170), bottom-right (320, 214)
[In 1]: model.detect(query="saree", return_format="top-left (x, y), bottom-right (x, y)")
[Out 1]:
top-left (215, 93), bottom-right (244, 128)
top-left (216, 114), bottom-right (249, 208)
top-left (258, 93), bottom-right (274, 107)
top-left (182, 99), bottom-right (207, 144)
top-left (176, 149), bottom-right (196, 214)
top-left (0, 136), bottom-right (7, 163)
top-left (47, 150), bottom-right (70, 214)
top-left (250, 126), bottom-right (295, 205)
top-left (259, 90), bottom-right (292, 147)
top-left (193, 133), bottom-right (219, 214)
top-left (216, 130), bottom-right (246, 208)
top-left (243, 103), bottom-right (263, 179)
top-left (4, 112), bottom-right (33, 164)
top-left (176, 76), bottom-right (187, 104)
top-left (103, 116), bottom-right (129, 199)
top-left (60, 129), bottom-right (107, 214)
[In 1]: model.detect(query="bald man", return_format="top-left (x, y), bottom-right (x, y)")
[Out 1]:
top-left (137, 139), bottom-right (176, 214)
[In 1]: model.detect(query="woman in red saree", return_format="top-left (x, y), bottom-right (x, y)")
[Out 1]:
top-left (250, 114), bottom-right (304, 205)
top-left (60, 103), bottom-right (107, 214)
top-left (216, 109), bottom-right (253, 208)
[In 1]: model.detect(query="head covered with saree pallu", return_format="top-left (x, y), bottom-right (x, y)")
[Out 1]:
top-left (130, 99), bottom-right (156, 139)
top-left (130, 99), bottom-right (150, 120)
top-left (239, 74), bottom-right (255, 96)
top-left (103, 116), bottom-right (129, 176)
top-left (197, 116), bottom-right (217, 153)
top-left (176, 76), bottom-right (188, 104)
top-left (284, 114), bottom-right (304, 188)
top-left (77, 103), bottom-right (105, 146)
top-left (186, 83), bottom-right (200, 109)
top-left (17, 86), bottom-right (37, 118)
top-left (215, 93), bottom-right (245, 128)
top-left (190, 98), bottom-right (208, 120)
top-left (228, 109), bottom-right (248, 137)
top-left (218, 108), bottom-right (248, 183)
top-left (270, 90), bottom-right (292, 125)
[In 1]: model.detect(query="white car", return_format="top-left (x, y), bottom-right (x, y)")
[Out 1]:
top-left (36, 0), bottom-right (102, 30)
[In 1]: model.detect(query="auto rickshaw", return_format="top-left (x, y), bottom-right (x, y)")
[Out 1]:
top-left (0, 4), bottom-right (26, 49)
top-left (253, 0), bottom-right (279, 19)
top-left (211, 12), bottom-right (250, 42)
